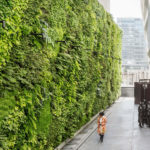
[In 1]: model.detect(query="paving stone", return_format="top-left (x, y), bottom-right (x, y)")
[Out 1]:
top-left (62, 97), bottom-right (150, 150)
top-left (78, 98), bottom-right (150, 150)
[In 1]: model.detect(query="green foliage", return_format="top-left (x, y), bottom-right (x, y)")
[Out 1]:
top-left (0, 0), bottom-right (122, 149)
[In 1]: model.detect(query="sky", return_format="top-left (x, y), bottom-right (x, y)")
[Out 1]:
top-left (110, 0), bottom-right (142, 19)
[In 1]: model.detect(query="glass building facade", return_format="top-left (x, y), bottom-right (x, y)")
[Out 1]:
top-left (117, 18), bottom-right (149, 70)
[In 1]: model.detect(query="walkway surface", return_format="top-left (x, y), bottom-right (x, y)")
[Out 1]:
top-left (62, 97), bottom-right (150, 150)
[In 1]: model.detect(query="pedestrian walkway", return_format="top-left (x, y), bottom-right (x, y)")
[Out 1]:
top-left (79, 97), bottom-right (150, 150)
top-left (62, 97), bottom-right (150, 150)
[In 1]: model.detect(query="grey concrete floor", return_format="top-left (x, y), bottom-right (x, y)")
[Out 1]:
top-left (78, 97), bottom-right (150, 150)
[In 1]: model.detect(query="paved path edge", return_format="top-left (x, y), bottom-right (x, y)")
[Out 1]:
top-left (55, 98), bottom-right (119, 150)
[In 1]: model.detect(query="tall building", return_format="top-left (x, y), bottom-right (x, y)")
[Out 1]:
top-left (98, 0), bottom-right (110, 12)
top-left (140, 0), bottom-right (150, 55)
top-left (117, 18), bottom-right (149, 70)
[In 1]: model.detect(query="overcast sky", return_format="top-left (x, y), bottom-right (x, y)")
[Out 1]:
top-left (110, 0), bottom-right (142, 18)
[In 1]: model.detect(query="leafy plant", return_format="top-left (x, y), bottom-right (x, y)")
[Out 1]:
top-left (0, 0), bottom-right (122, 149)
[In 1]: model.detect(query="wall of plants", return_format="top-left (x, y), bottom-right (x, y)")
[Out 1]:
top-left (0, 0), bottom-right (122, 149)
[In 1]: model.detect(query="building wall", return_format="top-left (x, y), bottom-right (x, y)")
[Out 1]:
top-left (117, 18), bottom-right (149, 70)
top-left (122, 70), bottom-right (150, 86)
top-left (140, 0), bottom-right (150, 53)
top-left (98, 0), bottom-right (110, 12)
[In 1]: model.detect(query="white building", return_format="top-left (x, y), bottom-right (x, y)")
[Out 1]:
top-left (122, 70), bottom-right (150, 86)
top-left (98, 0), bottom-right (110, 12)
top-left (140, 0), bottom-right (150, 55)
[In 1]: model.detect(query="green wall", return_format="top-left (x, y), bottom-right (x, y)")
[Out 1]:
top-left (0, 0), bottom-right (122, 149)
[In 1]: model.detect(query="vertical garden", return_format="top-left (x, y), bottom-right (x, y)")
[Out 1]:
top-left (0, 0), bottom-right (122, 149)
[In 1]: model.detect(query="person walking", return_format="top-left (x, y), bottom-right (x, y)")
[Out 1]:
top-left (97, 111), bottom-right (107, 142)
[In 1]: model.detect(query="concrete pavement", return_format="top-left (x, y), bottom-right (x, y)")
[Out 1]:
top-left (79, 97), bottom-right (150, 150)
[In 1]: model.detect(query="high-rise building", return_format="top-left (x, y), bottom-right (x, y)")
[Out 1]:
top-left (140, 0), bottom-right (150, 55)
top-left (117, 18), bottom-right (149, 70)
top-left (98, 0), bottom-right (110, 12)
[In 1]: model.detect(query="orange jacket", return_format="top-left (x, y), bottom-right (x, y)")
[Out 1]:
top-left (97, 116), bottom-right (107, 134)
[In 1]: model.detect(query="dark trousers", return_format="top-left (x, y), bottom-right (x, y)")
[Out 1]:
top-left (99, 134), bottom-right (104, 142)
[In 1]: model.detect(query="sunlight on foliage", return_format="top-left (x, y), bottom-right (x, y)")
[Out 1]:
top-left (0, 0), bottom-right (122, 149)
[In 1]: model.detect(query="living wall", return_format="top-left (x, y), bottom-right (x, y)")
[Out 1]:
top-left (0, 0), bottom-right (122, 149)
